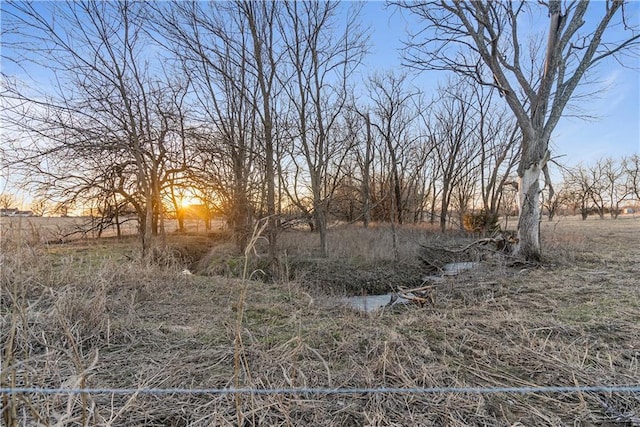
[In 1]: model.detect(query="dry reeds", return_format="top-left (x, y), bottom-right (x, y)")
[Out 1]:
top-left (1, 217), bottom-right (639, 425)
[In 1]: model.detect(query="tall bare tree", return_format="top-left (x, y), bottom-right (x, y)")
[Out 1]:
top-left (472, 85), bottom-right (521, 220)
top-left (279, 1), bottom-right (367, 256)
top-left (367, 72), bottom-right (425, 225)
top-left (239, 1), bottom-right (282, 262)
top-left (427, 82), bottom-right (480, 232)
top-left (3, 1), bottom-right (191, 254)
top-left (154, 1), bottom-right (265, 250)
top-left (393, 0), bottom-right (639, 260)
top-left (349, 106), bottom-right (375, 228)
top-left (586, 161), bottom-right (607, 219)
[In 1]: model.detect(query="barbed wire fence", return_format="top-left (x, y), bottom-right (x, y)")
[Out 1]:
top-left (2, 384), bottom-right (639, 396)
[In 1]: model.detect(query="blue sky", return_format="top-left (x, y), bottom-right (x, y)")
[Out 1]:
top-left (1, 1), bottom-right (639, 206)
top-left (359, 1), bottom-right (640, 167)
top-left (4, 1), bottom-right (638, 167)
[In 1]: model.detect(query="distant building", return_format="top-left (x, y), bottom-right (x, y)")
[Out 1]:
top-left (0, 208), bottom-right (34, 217)
top-left (0, 208), bottom-right (19, 216)
top-left (621, 207), bottom-right (635, 214)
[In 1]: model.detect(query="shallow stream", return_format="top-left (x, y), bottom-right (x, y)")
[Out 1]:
top-left (340, 261), bottom-right (480, 312)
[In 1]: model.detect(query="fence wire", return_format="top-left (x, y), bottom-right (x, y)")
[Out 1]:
top-left (2, 384), bottom-right (639, 396)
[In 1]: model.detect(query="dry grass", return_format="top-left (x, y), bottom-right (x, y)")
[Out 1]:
top-left (0, 216), bottom-right (222, 244)
top-left (1, 216), bottom-right (639, 425)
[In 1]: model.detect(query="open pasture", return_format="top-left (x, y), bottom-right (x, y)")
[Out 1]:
top-left (1, 217), bottom-right (639, 426)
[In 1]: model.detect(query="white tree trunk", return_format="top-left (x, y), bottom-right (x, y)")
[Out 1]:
top-left (516, 161), bottom-right (543, 261)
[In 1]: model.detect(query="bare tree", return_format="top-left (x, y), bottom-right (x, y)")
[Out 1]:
top-left (600, 157), bottom-right (628, 218)
top-left (3, 1), bottom-right (191, 255)
top-left (240, 1), bottom-right (281, 263)
top-left (427, 82), bottom-right (480, 232)
top-left (349, 107), bottom-right (375, 228)
top-left (622, 154), bottom-right (640, 203)
top-left (279, 1), bottom-right (367, 257)
top-left (451, 161), bottom-right (479, 230)
top-left (542, 183), bottom-right (570, 221)
top-left (367, 72), bottom-right (425, 225)
top-left (564, 165), bottom-right (596, 220)
top-left (155, 1), bottom-right (266, 250)
top-left (30, 198), bottom-right (51, 217)
top-left (473, 86), bottom-right (521, 220)
top-left (0, 193), bottom-right (15, 210)
top-left (393, 0), bottom-right (640, 260)
top-left (586, 161), bottom-right (608, 219)
top-left (156, 1), bottom-right (284, 258)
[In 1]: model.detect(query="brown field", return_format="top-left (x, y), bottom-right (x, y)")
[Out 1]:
top-left (1, 216), bottom-right (639, 426)
top-left (0, 216), bottom-right (222, 244)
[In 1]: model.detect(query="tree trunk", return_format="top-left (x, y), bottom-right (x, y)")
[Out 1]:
top-left (386, 138), bottom-right (403, 225)
top-left (516, 156), bottom-right (544, 262)
top-left (440, 180), bottom-right (450, 232)
top-left (513, 2), bottom-right (559, 262)
top-left (314, 199), bottom-right (328, 257)
top-left (245, 2), bottom-right (278, 264)
top-left (362, 113), bottom-right (372, 229)
top-left (264, 120), bottom-right (277, 262)
top-left (429, 183), bottom-right (438, 224)
top-left (393, 171), bottom-right (403, 225)
top-left (143, 190), bottom-right (155, 257)
top-left (439, 199), bottom-right (448, 232)
top-left (177, 209), bottom-right (185, 233)
top-left (232, 178), bottom-right (249, 252)
top-left (114, 194), bottom-right (121, 238)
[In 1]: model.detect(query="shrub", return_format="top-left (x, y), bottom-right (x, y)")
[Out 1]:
top-left (463, 211), bottom-right (500, 234)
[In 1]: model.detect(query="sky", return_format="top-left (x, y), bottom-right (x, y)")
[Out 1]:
top-left (359, 1), bottom-right (640, 168)
top-left (1, 1), bottom-right (639, 207)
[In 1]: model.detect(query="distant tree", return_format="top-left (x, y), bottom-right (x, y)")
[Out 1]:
top-left (472, 86), bottom-right (521, 221)
top-left (450, 81), bottom-right (521, 231)
top-left (394, 0), bottom-right (640, 260)
top-left (0, 193), bottom-right (15, 210)
top-left (451, 161), bottom-right (479, 230)
top-left (586, 161), bottom-right (607, 219)
top-left (622, 154), bottom-right (640, 202)
top-left (542, 183), bottom-right (570, 221)
top-left (30, 198), bottom-right (51, 217)
top-left (347, 107), bottom-right (375, 228)
top-left (564, 165), bottom-right (595, 220)
top-left (53, 201), bottom-right (73, 218)
top-left (600, 157), bottom-right (628, 218)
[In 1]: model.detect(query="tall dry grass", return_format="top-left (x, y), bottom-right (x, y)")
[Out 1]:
top-left (279, 222), bottom-right (440, 262)
top-left (0, 234), bottom-right (191, 425)
top-left (1, 217), bottom-right (638, 425)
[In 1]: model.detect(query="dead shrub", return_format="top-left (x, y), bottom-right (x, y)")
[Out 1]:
top-left (463, 211), bottom-right (500, 234)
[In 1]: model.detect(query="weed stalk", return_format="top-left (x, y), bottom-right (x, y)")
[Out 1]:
top-left (233, 217), bottom-right (268, 426)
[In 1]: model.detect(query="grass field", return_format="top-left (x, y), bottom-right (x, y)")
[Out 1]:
top-left (1, 216), bottom-right (639, 426)
top-left (0, 216), bottom-right (221, 244)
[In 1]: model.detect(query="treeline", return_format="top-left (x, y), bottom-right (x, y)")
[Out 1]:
top-left (546, 156), bottom-right (640, 220)
top-left (1, 2), bottom-right (637, 257)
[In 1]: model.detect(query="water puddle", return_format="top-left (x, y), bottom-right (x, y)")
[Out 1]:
top-left (443, 261), bottom-right (480, 275)
top-left (340, 262), bottom-right (480, 312)
top-left (340, 293), bottom-right (398, 312)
